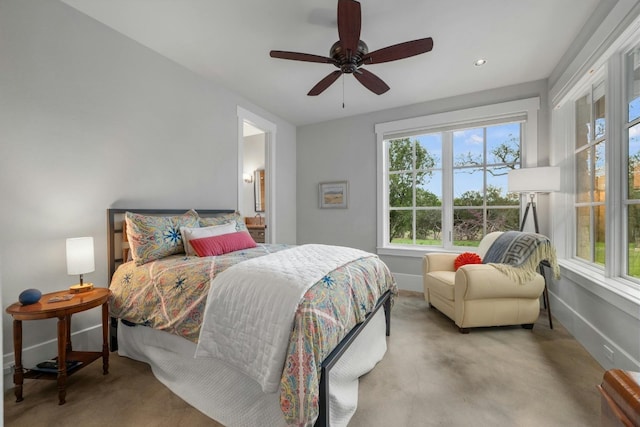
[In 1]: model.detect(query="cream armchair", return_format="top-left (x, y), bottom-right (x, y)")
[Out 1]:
top-left (423, 232), bottom-right (545, 333)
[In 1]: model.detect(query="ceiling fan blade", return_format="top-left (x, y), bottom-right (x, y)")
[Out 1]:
top-left (353, 68), bottom-right (390, 95)
top-left (308, 70), bottom-right (343, 96)
top-left (337, 0), bottom-right (361, 56)
top-left (270, 50), bottom-right (334, 64)
top-left (360, 37), bottom-right (434, 65)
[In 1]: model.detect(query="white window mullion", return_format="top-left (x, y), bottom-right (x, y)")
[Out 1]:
top-left (442, 132), bottom-right (454, 249)
top-left (482, 127), bottom-right (488, 233)
top-left (412, 141), bottom-right (417, 244)
top-left (607, 52), bottom-right (623, 278)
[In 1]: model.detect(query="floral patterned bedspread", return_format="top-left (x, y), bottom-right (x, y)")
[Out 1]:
top-left (109, 244), bottom-right (291, 341)
top-left (109, 244), bottom-right (397, 426)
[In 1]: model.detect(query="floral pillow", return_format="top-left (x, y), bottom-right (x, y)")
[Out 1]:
top-left (125, 210), bottom-right (199, 265)
top-left (198, 211), bottom-right (248, 233)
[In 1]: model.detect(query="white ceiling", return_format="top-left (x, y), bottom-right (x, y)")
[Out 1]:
top-left (61, 0), bottom-right (602, 126)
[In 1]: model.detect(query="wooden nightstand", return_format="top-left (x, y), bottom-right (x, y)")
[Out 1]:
top-left (5, 287), bottom-right (110, 405)
top-left (247, 226), bottom-right (266, 243)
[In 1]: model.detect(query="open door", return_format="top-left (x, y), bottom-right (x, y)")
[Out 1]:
top-left (237, 106), bottom-right (276, 243)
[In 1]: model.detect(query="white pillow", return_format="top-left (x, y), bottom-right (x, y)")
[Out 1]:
top-left (180, 223), bottom-right (237, 256)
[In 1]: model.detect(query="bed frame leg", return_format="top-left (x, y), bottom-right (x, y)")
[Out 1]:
top-left (316, 365), bottom-right (329, 427)
top-left (109, 317), bottom-right (118, 352)
top-left (383, 293), bottom-right (391, 337)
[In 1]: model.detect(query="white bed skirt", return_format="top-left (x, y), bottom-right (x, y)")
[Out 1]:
top-left (117, 308), bottom-right (387, 427)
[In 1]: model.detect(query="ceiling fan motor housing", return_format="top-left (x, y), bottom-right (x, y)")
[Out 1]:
top-left (330, 40), bottom-right (368, 73)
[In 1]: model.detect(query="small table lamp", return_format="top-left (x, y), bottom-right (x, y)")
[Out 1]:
top-left (507, 166), bottom-right (561, 233)
top-left (66, 237), bottom-right (95, 294)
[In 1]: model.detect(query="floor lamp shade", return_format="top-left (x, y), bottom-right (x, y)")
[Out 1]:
top-left (508, 166), bottom-right (560, 235)
top-left (508, 167), bottom-right (561, 193)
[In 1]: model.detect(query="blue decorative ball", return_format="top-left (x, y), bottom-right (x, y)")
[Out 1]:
top-left (19, 289), bottom-right (42, 305)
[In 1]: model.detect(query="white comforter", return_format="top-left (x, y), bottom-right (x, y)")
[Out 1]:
top-left (194, 244), bottom-right (373, 393)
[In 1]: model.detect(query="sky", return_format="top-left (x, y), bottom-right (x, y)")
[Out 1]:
top-left (389, 96), bottom-right (640, 205)
top-left (409, 122), bottom-right (521, 201)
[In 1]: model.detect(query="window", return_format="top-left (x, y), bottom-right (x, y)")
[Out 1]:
top-left (574, 82), bottom-right (606, 266)
top-left (626, 47), bottom-right (640, 278)
top-left (451, 124), bottom-right (521, 243)
top-left (376, 98), bottom-right (540, 256)
top-left (388, 134), bottom-right (443, 246)
top-left (555, 29), bottom-right (640, 287)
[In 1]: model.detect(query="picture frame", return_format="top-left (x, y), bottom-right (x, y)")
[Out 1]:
top-left (319, 181), bottom-right (348, 209)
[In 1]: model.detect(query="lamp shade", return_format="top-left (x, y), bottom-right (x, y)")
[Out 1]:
top-left (508, 166), bottom-right (561, 193)
top-left (66, 237), bottom-right (95, 275)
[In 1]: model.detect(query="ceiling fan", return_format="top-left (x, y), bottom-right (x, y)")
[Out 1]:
top-left (270, 0), bottom-right (434, 96)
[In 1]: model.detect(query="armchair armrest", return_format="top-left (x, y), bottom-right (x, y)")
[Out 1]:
top-left (454, 264), bottom-right (545, 301)
top-left (423, 253), bottom-right (457, 274)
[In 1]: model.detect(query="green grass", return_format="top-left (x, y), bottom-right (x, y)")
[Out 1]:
top-left (391, 238), bottom-right (480, 247)
top-left (584, 242), bottom-right (640, 277)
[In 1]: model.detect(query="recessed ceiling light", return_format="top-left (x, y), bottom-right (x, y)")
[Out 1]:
top-left (474, 59), bottom-right (487, 67)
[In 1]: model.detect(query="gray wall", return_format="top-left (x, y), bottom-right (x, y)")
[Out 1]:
top-left (0, 0), bottom-right (296, 367)
top-left (297, 80), bottom-right (550, 281)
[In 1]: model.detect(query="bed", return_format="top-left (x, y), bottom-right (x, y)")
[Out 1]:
top-left (106, 208), bottom-right (396, 427)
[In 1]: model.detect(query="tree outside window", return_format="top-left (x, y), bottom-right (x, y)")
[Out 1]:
top-left (387, 122), bottom-right (521, 248)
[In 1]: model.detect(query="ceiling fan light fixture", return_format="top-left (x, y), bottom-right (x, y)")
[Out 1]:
top-left (474, 58), bottom-right (487, 67)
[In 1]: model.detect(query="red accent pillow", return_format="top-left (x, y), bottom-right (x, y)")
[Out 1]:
top-left (189, 231), bottom-right (257, 257)
top-left (454, 252), bottom-right (482, 270)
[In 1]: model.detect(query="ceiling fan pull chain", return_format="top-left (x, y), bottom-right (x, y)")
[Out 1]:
top-left (342, 74), bottom-right (345, 109)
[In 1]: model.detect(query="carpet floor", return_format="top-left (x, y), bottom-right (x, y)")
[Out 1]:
top-left (4, 292), bottom-right (604, 426)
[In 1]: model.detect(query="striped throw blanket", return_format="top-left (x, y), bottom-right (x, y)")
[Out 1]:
top-left (483, 231), bottom-right (560, 284)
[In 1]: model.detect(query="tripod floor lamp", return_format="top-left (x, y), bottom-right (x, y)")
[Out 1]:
top-left (507, 166), bottom-right (560, 329)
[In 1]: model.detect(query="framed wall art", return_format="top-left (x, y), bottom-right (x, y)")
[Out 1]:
top-left (319, 181), bottom-right (348, 209)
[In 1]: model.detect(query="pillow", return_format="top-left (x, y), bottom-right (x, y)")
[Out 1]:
top-left (189, 231), bottom-right (257, 257)
top-left (198, 211), bottom-right (248, 233)
top-left (125, 210), bottom-right (199, 265)
top-left (454, 252), bottom-right (482, 270)
top-left (180, 222), bottom-right (237, 256)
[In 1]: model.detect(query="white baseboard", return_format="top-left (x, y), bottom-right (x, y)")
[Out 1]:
top-left (550, 290), bottom-right (640, 371)
top-left (391, 272), bottom-right (423, 293)
top-left (3, 325), bottom-right (104, 392)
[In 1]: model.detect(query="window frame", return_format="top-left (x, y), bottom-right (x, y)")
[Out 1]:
top-left (375, 97), bottom-right (540, 257)
top-left (573, 78), bottom-right (607, 267)
top-left (552, 22), bottom-right (640, 292)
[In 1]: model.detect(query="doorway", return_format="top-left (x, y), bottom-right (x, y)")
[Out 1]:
top-left (237, 106), bottom-right (276, 243)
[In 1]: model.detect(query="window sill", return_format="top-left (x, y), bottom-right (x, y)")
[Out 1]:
top-left (558, 259), bottom-right (640, 320)
top-left (377, 245), bottom-right (462, 258)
